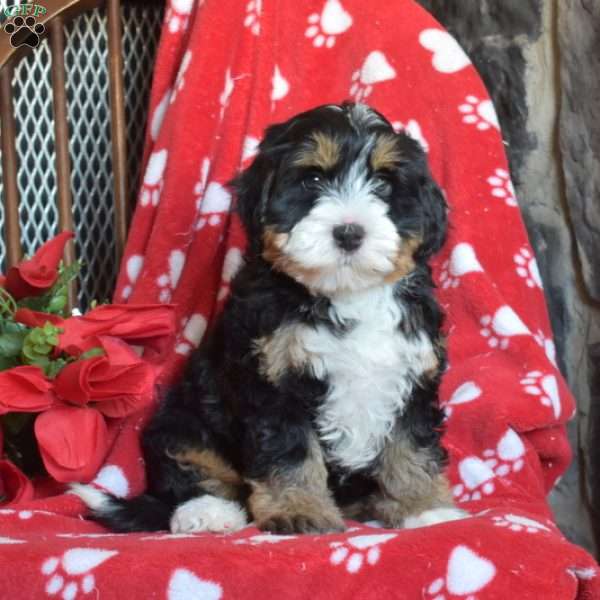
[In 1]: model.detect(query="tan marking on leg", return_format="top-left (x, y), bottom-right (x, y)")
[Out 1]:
top-left (370, 134), bottom-right (401, 171)
top-left (170, 448), bottom-right (244, 501)
top-left (293, 132), bottom-right (340, 170)
top-left (384, 236), bottom-right (421, 284)
top-left (369, 431), bottom-right (453, 528)
top-left (253, 324), bottom-right (311, 384)
top-left (247, 435), bottom-right (345, 534)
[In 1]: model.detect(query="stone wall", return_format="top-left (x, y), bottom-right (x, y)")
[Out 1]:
top-left (416, 0), bottom-right (599, 553)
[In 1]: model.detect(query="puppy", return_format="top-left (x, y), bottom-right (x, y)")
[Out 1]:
top-left (72, 102), bottom-right (466, 534)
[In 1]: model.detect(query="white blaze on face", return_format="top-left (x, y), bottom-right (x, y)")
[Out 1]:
top-left (281, 157), bottom-right (401, 295)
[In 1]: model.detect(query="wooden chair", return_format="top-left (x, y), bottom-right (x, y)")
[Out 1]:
top-left (0, 0), bottom-right (137, 302)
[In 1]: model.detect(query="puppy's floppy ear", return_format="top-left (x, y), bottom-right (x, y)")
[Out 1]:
top-left (231, 122), bottom-right (291, 254)
top-left (416, 173), bottom-right (448, 260)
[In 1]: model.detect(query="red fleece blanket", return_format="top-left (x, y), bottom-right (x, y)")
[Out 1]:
top-left (1, 1), bottom-right (598, 598)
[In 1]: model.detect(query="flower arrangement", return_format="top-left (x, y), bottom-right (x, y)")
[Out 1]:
top-left (0, 232), bottom-right (175, 504)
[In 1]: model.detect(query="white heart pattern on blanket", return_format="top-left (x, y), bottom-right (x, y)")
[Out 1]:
top-left (444, 381), bottom-right (482, 417)
top-left (319, 0), bottom-right (352, 34)
top-left (446, 545), bottom-right (496, 594)
top-left (61, 548), bottom-right (119, 575)
top-left (151, 90), bottom-right (172, 141)
top-left (167, 568), bottom-right (222, 600)
top-left (480, 305), bottom-right (531, 349)
top-left (458, 457), bottom-right (495, 491)
top-left (200, 182), bottom-right (232, 214)
top-left (440, 243), bottom-right (483, 289)
top-left (271, 65), bottom-right (290, 102)
top-left (419, 29), bottom-right (471, 74)
top-left (144, 149), bottom-right (168, 186)
top-left (359, 51), bottom-right (396, 85)
top-left (126, 255), bottom-right (144, 285)
top-left (496, 428), bottom-right (525, 462)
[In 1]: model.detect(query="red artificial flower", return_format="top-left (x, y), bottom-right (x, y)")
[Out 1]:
top-left (3, 231), bottom-right (73, 300)
top-left (34, 406), bottom-right (109, 483)
top-left (0, 366), bottom-right (56, 415)
top-left (58, 303), bottom-right (175, 359)
top-left (0, 459), bottom-right (35, 505)
top-left (54, 336), bottom-right (156, 418)
top-left (13, 308), bottom-right (65, 329)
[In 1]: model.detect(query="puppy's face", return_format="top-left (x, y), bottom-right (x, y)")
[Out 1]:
top-left (235, 103), bottom-right (447, 296)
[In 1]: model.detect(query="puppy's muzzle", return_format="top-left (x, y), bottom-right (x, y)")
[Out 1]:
top-left (332, 223), bottom-right (365, 252)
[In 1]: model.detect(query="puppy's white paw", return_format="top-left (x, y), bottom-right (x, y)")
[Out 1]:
top-left (404, 507), bottom-right (468, 529)
top-left (170, 495), bottom-right (248, 534)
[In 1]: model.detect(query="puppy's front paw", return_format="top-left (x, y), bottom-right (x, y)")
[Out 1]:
top-left (170, 495), bottom-right (248, 534)
top-left (403, 507), bottom-right (469, 529)
top-left (258, 512), bottom-right (346, 535)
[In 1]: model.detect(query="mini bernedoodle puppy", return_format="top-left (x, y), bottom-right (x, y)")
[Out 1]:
top-left (73, 102), bottom-right (467, 534)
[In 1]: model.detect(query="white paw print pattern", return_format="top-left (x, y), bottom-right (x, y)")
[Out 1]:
top-left (330, 533), bottom-right (397, 574)
top-left (140, 149), bottom-right (168, 207)
top-left (167, 568), bottom-right (222, 600)
top-left (514, 247), bottom-right (542, 289)
top-left (121, 254), bottom-right (144, 300)
top-left (219, 69), bottom-right (235, 120)
top-left (156, 249), bottom-right (186, 303)
top-left (193, 157), bottom-right (210, 229)
top-left (392, 119), bottom-right (429, 152)
top-left (92, 465), bottom-right (129, 498)
top-left (453, 429), bottom-right (526, 503)
top-left (305, 0), bottom-right (353, 48)
top-left (271, 65), bottom-right (289, 103)
top-left (165, 0), bottom-right (193, 34)
top-left (443, 381), bottom-right (482, 418)
top-left (419, 29), bottom-right (471, 74)
top-left (243, 0), bottom-right (261, 35)
top-left (350, 51), bottom-right (396, 101)
top-left (196, 182), bottom-right (232, 230)
top-left (41, 548), bottom-right (118, 600)
top-left (520, 371), bottom-right (561, 419)
top-left (233, 534), bottom-right (297, 546)
top-left (479, 305), bottom-right (530, 349)
top-left (439, 243), bottom-right (483, 289)
top-left (217, 248), bottom-right (244, 301)
top-left (487, 168), bottom-right (517, 207)
top-left (150, 90), bottom-right (172, 141)
top-left (241, 135), bottom-right (259, 164)
top-left (491, 514), bottom-right (551, 534)
top-left (175, 314), bottom-right (208, 355)
top-left (533, 329), bottom-right (557, 367)
top-left (459, 95), bottom-right (499, 131)
top-left (424, 545), bottom-right (496, 600)
top-left (170, 50), bottom-right (192, 105)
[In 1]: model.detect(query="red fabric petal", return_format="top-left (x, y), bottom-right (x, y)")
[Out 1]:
top-left (58, 304), bottom-right (176, 359)
top-left (53, 359), bottom-right (98, 405)
top-left (5, 232), bottom-right (73, 299)
top-left (0, 459), bottom-right (35, 505)
top-left (34, 406), bottom-right (108, 483)
top-left (0, 366), bottom-right (56, 414)
top-left (14, 308), bottom-right (65, 329)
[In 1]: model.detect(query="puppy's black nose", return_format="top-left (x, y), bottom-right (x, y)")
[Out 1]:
top-left (332, 223), bottom-right (365, 252)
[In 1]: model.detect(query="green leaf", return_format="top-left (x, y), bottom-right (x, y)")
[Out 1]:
top-left (28, 329), bottom-right (44, 344)
top-left (45, 358), bottom-right (68, 379)
top-left (0, 331), bottom-right (27, 357)
top-left (80, 347), bottom-right (105, 360)
top-left (32, 343), bottom-right (52, 354)
top-left (0, 355), bottom-right (19, 371)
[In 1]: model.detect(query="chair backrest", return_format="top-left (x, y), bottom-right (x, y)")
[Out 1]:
top-left (0, 0), bottom-right (161, 306)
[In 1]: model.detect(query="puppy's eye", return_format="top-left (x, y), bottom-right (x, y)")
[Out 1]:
top-left (301, 173), bottom-right (323, 190)
top-left (373, 174), bottom-right (392, 195)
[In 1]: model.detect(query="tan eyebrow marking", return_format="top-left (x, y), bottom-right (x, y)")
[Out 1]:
top-left (293, 132), bottom-right (340, 170)
top-left (370, 134), bottom-right (402, 171)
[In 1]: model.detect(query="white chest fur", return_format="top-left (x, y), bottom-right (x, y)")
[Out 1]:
top-left (258, 285), bottom-right (437, 472)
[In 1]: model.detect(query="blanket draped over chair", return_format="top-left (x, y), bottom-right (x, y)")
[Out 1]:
top-left (1, 1), bottom-right (598, 598)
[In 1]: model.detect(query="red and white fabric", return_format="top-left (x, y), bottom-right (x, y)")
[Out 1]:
top-left (0, 1), bottom-right (598, 598)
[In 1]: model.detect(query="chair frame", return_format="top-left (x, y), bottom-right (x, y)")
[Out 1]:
top-left (0, 0), bottom-right (130, 301)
